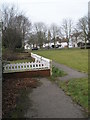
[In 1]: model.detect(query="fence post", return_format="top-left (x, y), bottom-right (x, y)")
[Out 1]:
top-left (4, 53), bottom-right (53, 75)
top-left (50, 60), bottom-right (52, 76)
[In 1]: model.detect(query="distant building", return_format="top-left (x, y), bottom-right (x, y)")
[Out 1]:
top-left (24, 43), bottom-right (31, 50)
top-left (43, 37), bottom-right (73, 48)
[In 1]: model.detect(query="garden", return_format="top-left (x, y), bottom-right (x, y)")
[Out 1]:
top-left (2, 48), bottom-right (89, 117)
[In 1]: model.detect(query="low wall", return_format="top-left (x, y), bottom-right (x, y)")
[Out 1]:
top-left (3, 69), bottom-right (50, 79)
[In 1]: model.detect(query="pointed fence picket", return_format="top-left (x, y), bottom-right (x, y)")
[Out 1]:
top-left (4, 53), bottom-right (52, 75)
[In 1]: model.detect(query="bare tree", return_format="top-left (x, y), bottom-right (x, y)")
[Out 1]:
top-left (50, 24), bottom-right (59, 48)
top-left (47, 29), bottom-right (51, 48)
top-left (33, 22), bottom-right (47, 48)
top-left (16, 15), bottom-right (31, 47)
top-left (77, 16), bottom-right (89, 49)
top-left (2, 5), bottom-right (18, 29)
top-left (28, 33), bottom-right (38, 48)
top-left (72, 28), bottom-right (82, 46)
top-left (88, 5), bottom-right (90, 42)
top-left (61, 19), bottom-right (73, 48)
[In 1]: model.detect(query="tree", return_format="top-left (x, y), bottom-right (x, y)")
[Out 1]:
top-left (33, 22), bottom-right (47, 48)
top-left (2, 5), bottom-right (31, 50)
top-left (61, 19), bottom-right (73, 48)
top-left (16, 15), bottom-right (31, 47)
top-left (28, 33), bottom-right (38, 48)
top-left (88, 11), bottom-right (90, 42)
top-left (2, 27), bottom-right (22, 50)
top-left (2, 5), bottom-right (18, 29)
top-left (77, 16), bottom-right (89, 49)
top-left (50, 24), bottom-right (59, 48)
top-left (72, 28), bottom-right (82, 46)
top-left (47, 30), bottom-right (51, 48)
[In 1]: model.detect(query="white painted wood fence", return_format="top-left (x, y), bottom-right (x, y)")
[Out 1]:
top-left (4, 53), bottom-right (52, 73)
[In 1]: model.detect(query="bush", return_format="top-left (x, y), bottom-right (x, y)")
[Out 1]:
top-left (52, 66), bottom-right (66, 77)
top-left (15, 47), bottom-right (24, 53)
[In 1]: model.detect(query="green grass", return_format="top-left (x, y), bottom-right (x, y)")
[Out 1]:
top-left (52, 66), bottom-right (66, 77)
top-left (50, 66), bottom-right (67, 81)
top-left (33, 49), bottom-right (88, 73)
top-left (58, 78), bottom-right (88, 111)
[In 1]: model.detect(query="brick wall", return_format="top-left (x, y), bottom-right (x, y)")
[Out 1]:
top-left (3, 69), bottom-right (50, 79)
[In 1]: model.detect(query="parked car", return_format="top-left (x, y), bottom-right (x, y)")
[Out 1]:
top-left (69, 45), bottom-right (73, 48)
top-left (80, 43), bottom-right (90, 49)
top-left (32, 47), bottom-right (38, 50)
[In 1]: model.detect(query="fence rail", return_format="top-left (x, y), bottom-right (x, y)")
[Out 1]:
top-left (4, 53), bottom-right (52, 74)
top-left (31, 53), bottom-right (50, 63)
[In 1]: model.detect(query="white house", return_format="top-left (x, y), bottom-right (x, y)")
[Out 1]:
top-left (24, 43), bottom-right (31, 50)
top-left (43, 37), bottom-right (74, 48)
top-left (71, 33), bottom-right (89, 48)
top-left (61, 42), bottom-right (67, 48)
top-left (43, 41), bottom-right (68, 48)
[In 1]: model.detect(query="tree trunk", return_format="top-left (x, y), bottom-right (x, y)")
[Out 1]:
top-left (85, 37), bottom-right (87, 49)
top-left (54, 37), bottom-right (56, 49)
top-left (76, 37), bottom-right (78, 47)
top-left (67, 39), bottom-right (69, 48)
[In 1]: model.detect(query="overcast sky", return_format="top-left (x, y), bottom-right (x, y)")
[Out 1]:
top-left (0, 0), bottom-right (89, 26)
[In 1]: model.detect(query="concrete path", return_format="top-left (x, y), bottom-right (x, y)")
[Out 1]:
top-left (25, 78), bottom-right (87, 118)
top-left (52, 61), bottom-right (88, 81)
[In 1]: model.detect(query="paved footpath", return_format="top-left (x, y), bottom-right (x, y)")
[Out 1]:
top-left (52, 61), bottom-right (88, 81)
top-left (25, 78), bottom-right (87, 118)
top-left (25, 61), bottom-right (88, 118)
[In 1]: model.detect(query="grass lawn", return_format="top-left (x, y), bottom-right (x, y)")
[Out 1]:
top-left (58, 78), bottom-right (88, 112)
top-left (33, 48), bottom-right (88, 73)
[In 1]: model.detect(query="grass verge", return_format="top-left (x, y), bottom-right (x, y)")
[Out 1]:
top-left (49, 66), bottom-right (67, 81)
top-left (49, 66), bottom-right (88, 113)
top-left (58, 78), bottom-right (88, 112)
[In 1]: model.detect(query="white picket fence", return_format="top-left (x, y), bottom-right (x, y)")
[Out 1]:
top-left (31, 53), bottom-right (50, 63)
top-left (4, 53), bottom-right (52, 73)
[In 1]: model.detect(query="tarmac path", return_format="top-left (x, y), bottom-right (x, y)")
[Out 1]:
top-left (25, 78), bottom-right (87, 118)
top-left (25, 61), bottom-right (88, 118)
top-left (52, 61), bottom-right (88, 81)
